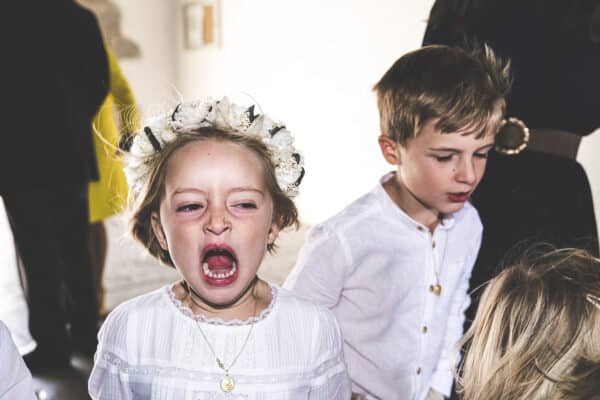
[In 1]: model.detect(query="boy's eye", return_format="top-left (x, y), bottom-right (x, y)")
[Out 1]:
top-left (434, 155), bottom-right (453, 162)
top-left (176, 204), bottom-right (203, 212)
top-left (474, 152), bottom-right (489, 159)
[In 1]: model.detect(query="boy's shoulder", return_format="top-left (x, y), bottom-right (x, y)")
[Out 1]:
top-left (316, 184), bottom-right (386, 233)
top-left (277, 286), bottom-right (334, 316)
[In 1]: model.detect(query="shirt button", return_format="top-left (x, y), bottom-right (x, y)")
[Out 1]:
top-left (416, 367), bottom-right (422, 374)
top-left (422, 326), bottom-right (428, 334)
top-left (432, 240), bottom-right (436, 248)
top-left (417, 226), bottom-right (425, 232)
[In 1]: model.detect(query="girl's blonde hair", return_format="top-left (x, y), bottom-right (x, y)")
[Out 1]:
top-left (457, 247), bottom-right (600, 400)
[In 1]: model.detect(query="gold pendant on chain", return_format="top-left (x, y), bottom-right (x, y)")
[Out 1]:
top-left (220, 373), bottom-right (235, 393)
top-left (430, 284), bottom-right (442, 296)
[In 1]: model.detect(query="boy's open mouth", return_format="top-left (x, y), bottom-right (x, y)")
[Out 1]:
top-left (447, 192), bottom-right (470, 202)
top-left (201, 245), bottom-right (238, 280)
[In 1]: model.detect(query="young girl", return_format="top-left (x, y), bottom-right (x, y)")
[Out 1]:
top-left (457, 247), bottom-right (600, 400)
top-left (88, 97), bottom-right (351, 399)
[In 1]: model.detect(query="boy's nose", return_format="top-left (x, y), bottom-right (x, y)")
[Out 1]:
top-left (455, 158), bottom-right (477, 185)
top-left (204, 209), bottom-right (231, 235)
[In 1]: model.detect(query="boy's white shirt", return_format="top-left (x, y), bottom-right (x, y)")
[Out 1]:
top-left (284, 172), bottom-right (482, 400)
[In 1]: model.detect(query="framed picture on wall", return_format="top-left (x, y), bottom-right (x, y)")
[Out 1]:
top-left (183, 1), bottom-right (221, 50)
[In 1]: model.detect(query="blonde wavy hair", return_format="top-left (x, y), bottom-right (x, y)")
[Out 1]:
top-left (457, 247), bottom-right (600, 400)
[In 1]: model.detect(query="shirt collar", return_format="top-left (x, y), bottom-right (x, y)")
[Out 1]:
top-left (377, 172), bottom-right (456, 233)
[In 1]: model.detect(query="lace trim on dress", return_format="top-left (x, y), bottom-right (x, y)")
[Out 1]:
top-left (98, 350), bottom-right (345, 385)
top-left (166, 283), bottom-right (278, 326)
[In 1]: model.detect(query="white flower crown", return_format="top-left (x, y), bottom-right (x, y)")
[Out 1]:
top-left (124, 97), bottom-right (305, 197)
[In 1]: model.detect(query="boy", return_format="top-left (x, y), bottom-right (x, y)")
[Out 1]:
top-left (284, 45), bottom-right (511, 400)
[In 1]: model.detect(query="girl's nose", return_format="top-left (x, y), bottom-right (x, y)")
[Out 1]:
top-left (204, 209), bottom-right (231, 235)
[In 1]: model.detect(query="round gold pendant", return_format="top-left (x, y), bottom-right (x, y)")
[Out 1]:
top-left (220, 375), bottom-right (235, 393)
top-left (430, 284), bottom-right (442, 296)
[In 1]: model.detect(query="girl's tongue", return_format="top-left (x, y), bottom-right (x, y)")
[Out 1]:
top-left (205, 254), bottom-right (234, 270)
top-left (202, 248), bottom-right (238, 280)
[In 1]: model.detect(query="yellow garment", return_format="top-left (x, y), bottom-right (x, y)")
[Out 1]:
top-left (88, 47), bottom-right (139, 223)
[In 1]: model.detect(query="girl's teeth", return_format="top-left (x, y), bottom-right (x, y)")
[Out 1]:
top-left (202, 262), bottom-right (237, 279)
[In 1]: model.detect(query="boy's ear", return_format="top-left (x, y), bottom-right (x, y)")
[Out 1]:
top-left (151, 212), bottom-right (168, 250)
top-left (378, 135), bottom-right (402, 165)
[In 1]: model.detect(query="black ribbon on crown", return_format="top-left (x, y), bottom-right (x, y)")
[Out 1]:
top-left (144, 126), bottom-right (162, 151)
top-left (269, 125), bottom-right (285, 136)
top-left (171, 104), bottom-right (181, 121)
top-left (246, 105), bottom-right (259, 123)
top-left (294, 167), bottom-right (306, 187)
top-left (291, 153), bottom-right (305, 187)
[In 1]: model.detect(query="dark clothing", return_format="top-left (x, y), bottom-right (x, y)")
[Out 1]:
top-left (471, 150), bottom-right (598, 292)
top-left (423, 1), bottom-right (600, 397)
top-left (1, 1), bottom-right (108, 189)
top-left (3, 186), bottom-right (99, 358)
top-left (1, 1), bottom-right (109, 365)
top-left (424, 0), bottom-right (600, 135)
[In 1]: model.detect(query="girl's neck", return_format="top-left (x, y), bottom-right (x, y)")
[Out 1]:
top-left (384, 176), bottom-right (441, 233)
top-left (176, 278), bottom-right (272, 321)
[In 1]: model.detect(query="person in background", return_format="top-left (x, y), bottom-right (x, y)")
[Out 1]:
top-left (0, 0), bottom-right (108, 371)
top-left (423, 0), bottom-right (600, 331)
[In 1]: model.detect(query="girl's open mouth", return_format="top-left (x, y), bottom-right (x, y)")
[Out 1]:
top-left (200, 244), bottom-right (239, 285)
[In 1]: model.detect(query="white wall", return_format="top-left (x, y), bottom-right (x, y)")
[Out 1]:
top-left (112, 0), bottom-right (178, 107)
top-left (577, 130), bottom-right (600, 237)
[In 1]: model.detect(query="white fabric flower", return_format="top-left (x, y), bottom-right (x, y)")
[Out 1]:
top-left (130, 136), bottom-right (155, 157)
top-left (246, 115), bottom-right (276, 138)
top-left (270, 129), bottom-right (294, 149)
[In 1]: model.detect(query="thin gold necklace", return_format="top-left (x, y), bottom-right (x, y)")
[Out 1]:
top-left (429, 228), bottom-right (448, 297)
top-left (188, 284), bottom-right (259, 393)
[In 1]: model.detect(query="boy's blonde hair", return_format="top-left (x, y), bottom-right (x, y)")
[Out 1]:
top-left (457, 247), bottom-right (600, 400)
top-left (373, 44), bottom-right (511, 145)
top-left (129, 128), bottom-right (299, 267)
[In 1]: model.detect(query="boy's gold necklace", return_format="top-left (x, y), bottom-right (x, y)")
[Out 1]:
top-left (429, 229), bottom-right (448, 296)
top-left (188, 284), bottom-right (259, 393)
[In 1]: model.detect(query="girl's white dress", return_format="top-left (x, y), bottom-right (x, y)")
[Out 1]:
top-left (89, 284), bottom-right (351, 399)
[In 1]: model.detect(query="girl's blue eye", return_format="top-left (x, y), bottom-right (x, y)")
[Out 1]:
top-left (177, 204), bottom-right (203, 212)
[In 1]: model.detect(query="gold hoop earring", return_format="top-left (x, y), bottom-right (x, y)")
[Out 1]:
top-left (494, 117), bottom-right (530, 155)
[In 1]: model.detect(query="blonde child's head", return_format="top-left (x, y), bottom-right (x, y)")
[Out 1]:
top-left (458, 247), bottom-right (600, 400)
